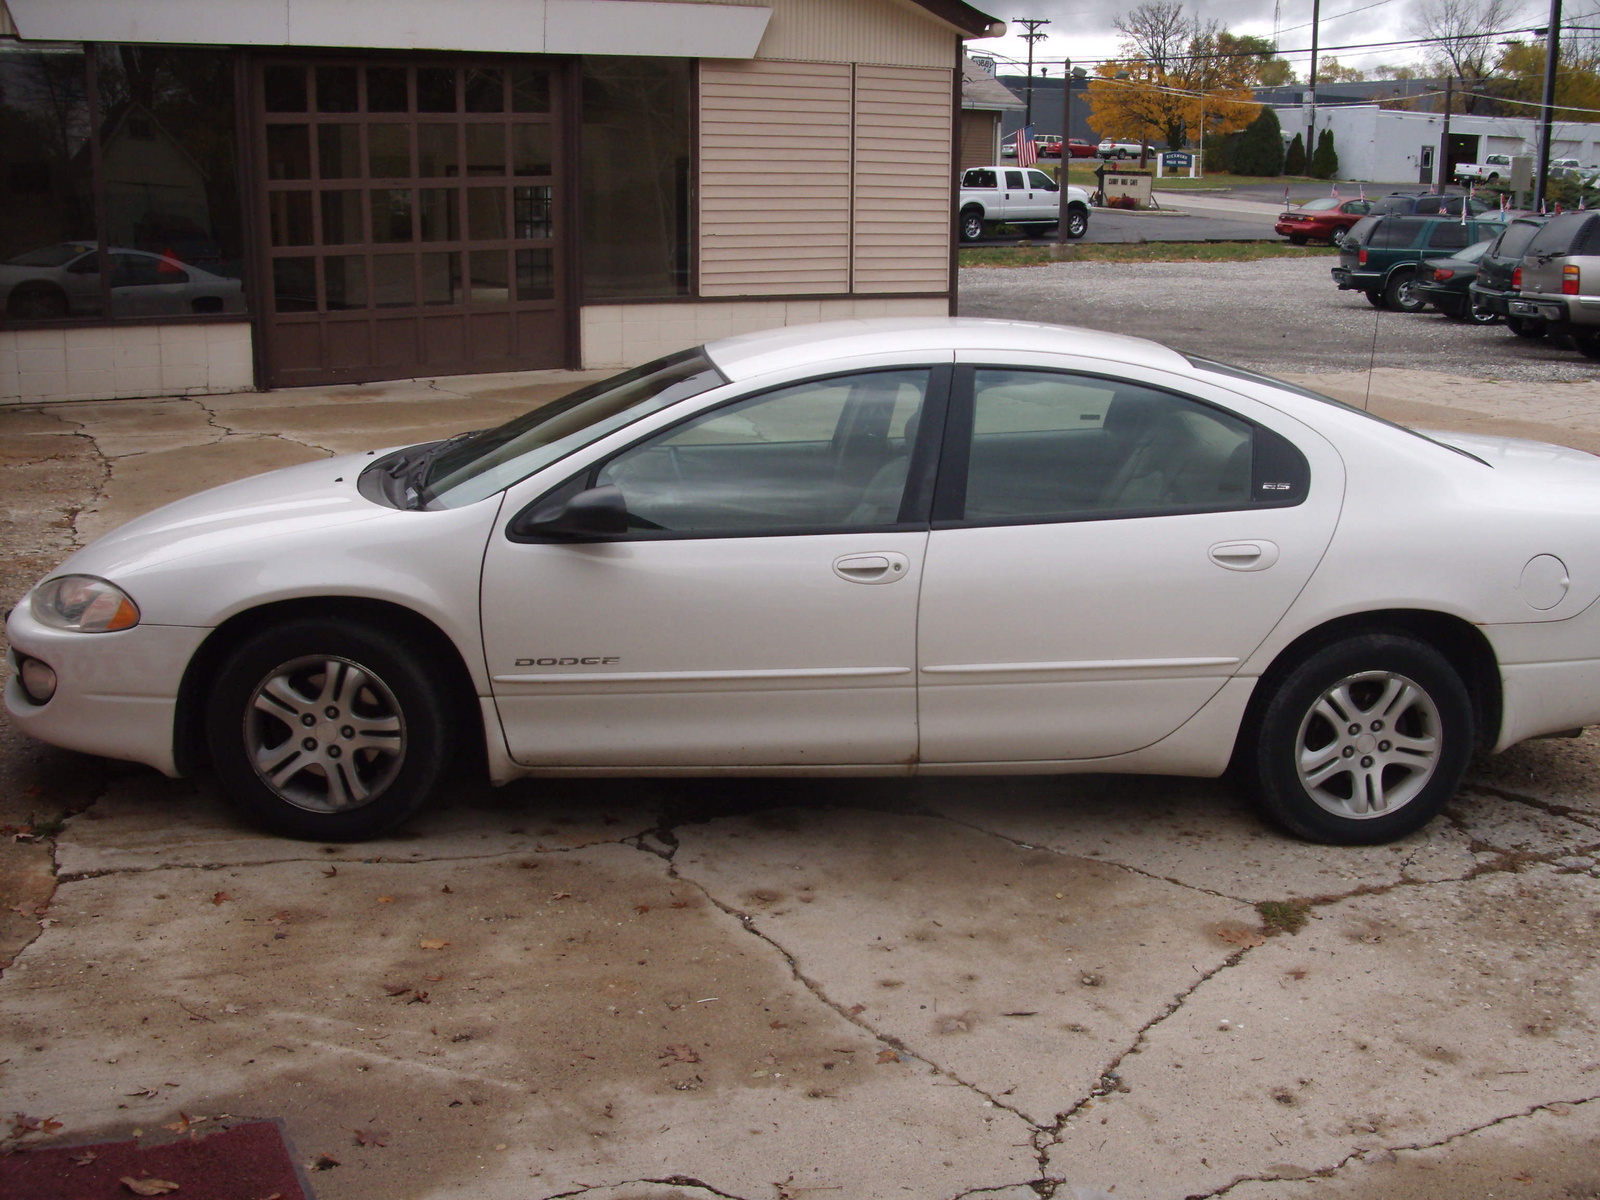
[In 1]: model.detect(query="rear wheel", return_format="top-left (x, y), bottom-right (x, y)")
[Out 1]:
top-left (7, 284), bottom-right (67, 321)
top-left (1506, 315), bottom-right (1546, 339)
top-left (1384, 269), bottom-right (1425, 313)
top-left (1240, 634), bottom-right (1473, 844)
top-left (1288, 234), bottom-right (1308, 245)
top-left (207, 617), bottom-right (454, 840)
top-left (1575, 332), bottom-right (1600, 360)
top-left (1466, 296), bottom-right (1500, 325)
top-left (1365, 290), bottom-right (1387, 309)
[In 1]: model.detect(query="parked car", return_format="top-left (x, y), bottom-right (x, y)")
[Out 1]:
top-left (1468, 215), bottom-right (1552, 338)
top-left (1097, 139), bottom-right (1142, 159)
top-left (1034, 134), bottom-right (1063, 158)
top-left (17, 316), bottom-right (1600, 847)
top-left (1504, 210), bottom-right (1600, 359)
top-left (1333, 214), bottom-right (1508, 311)
top-left (1367, 191), bottom-right (1494, 217)
top-left (1275, 196), bottom-right (1372, 245)
top-left (1411, 239), bottom-right (1498, 323)
top-left (1065, 138), bottom-right (1097, 159)
top-left (0, 242), bottom-right (244, 320)
top-left (959, 165), bottom-right (1090, 241)
top-left (1453, 153), bottom-right (1514, 184)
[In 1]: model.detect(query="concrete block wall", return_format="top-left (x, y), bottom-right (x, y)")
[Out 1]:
top-left (0, 322), bottom-right (255, 404)
top-left (580, 296), bottom-right (951, 369)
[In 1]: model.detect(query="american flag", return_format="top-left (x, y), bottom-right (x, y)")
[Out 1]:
top-left (1017, 124), bottom-right (1038, 167)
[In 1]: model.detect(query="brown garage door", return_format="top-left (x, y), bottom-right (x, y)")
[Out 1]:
top-left (253, 57), bottom-right (568, 388)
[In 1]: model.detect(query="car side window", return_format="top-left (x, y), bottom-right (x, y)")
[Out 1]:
top-left (1027, 169), bottom-right (1057, 191)
top-left (595, 370), bottom-right (930, 535)
top-left (957, 370), bottom-right (1257, 522)
top-left (1428, 222), bottom-right (1470, 250)
top-left (964, 169), bottom-right (997, 189)
top-left (1005, 169), bottom-right (1025, 188)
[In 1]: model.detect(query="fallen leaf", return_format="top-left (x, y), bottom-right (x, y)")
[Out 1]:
top-left (669, 900), bottom-right (690, 909)
top-left (120, 1178), bottom-right (180, 1196)
top-left (74, 1149), bottom-right (98, 1166)
top-left (408, 991), bottom-right (431, 1004)
top-left (211, 892), bottom-right (232, 906)
top-left (322, 866), bottom-right (338, 878)
top-left (124, 1086), bottom-right (159, 1098)
top-left (769, 1020), bottom-right (788, 1029)
top-left (440, 885), bottom-right (452, 894)
top-left (847, 1004), bottom-right (866, 1016)
top-left (383, 983), bottom-right (412, 997)
top-left (163, 1112), bottom-right (204, 1134)
top-left (549, 892), bottom-right (572, 901)
top-left (309, 1153), bottom-right (341, 1170)
top-left (418, 939), bottom-right (449, 950)
top-left (10, 902), bottom-right (46, 917)
top-left (353, 1128), bottom-right (389, 1147)
top-left (634, 904), bottom-right (650, 915)
top-left (424, 973), bottom-right (444, 983)
top-left (876, 1049), bottom-right (900, 1064)
top-left (1002, 1011), bottom-right (1038, 1017)
top-left (660, 1044), bottom-right (700, 1063)
top-left (377, 896), bottom-right (394, 904)
top-left (1217, 928), bottom-right (1268, 949)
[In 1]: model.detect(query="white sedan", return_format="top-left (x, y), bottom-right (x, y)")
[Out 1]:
top-left (0, 243), bottom-right (244, 320)
top-left (9, 318), bottom-right (1600, 845)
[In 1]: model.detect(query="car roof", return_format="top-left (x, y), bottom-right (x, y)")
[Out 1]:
top-left (703, 317), bottom-right (1190, 381)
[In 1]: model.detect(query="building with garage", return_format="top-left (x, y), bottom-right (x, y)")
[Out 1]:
top-left (1272, 103), bottom-right (1600, 187)
top-left (959, 54), bottom-right (1022, 171)
top-left (0, 0), bottom-right (1002, 403)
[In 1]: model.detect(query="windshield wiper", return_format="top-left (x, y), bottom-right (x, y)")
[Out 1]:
top-left (391, 430), bottom-right (481, 510)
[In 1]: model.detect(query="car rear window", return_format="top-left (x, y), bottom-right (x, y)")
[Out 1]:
top-left (1492, 220), bottom-right (1546, 259)
top-left (1369, 217), bottom-right (1428, 247)
top-left (964, 169), bottom-right (998, 189)
top-left (1526, 213), bottom-right (1592, 256)
top-left (1345, 216), bottom-right (1380, 244)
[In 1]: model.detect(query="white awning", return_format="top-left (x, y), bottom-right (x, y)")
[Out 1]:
top-left (7, 0), bottom-right (772, 58)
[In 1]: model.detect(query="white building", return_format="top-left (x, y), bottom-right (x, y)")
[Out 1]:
top-left (1276, 104), bottom-right (1600, 184)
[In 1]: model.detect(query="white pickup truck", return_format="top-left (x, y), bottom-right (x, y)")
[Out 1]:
top-left (958, 165), bottom-right (1091, 242)
top-left (1453, 153), bottom-right (1513, 184)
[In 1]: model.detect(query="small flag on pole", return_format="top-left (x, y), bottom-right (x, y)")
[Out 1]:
top-left (1331, 183), bottom-right (1340, 199)
top-left (1462, 182), bottom-right (1472, 224)
top-left (1359, 183), bottom-right (1366, 202)
top-left (1017, 124), bottom-right (1038, 167)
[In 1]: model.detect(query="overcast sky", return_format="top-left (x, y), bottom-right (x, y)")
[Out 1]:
top-left (973, 0), bottom-right (1548, 80)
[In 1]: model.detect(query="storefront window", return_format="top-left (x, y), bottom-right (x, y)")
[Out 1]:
top-left (580, 57), bottom-right (691, 301)
top-left (0, 43), bottom-right (246, 325)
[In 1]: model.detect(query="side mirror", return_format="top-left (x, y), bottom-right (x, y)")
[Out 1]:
top-left (511, 485), bottom-right (629, 540)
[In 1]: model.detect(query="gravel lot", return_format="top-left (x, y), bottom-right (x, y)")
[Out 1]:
top-left (958, 255), bottom-right (1599, 382)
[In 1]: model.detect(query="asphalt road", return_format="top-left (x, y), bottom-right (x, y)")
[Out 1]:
top-left (969, 207), bottom-right (1280, 246)
top-left (958, 254), bottom-right (1598, 382)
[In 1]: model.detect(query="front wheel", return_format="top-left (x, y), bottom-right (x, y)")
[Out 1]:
top-left (206, 617), bottom-right (454, 840)
top-left (1466, 297), bottom-right (1500, 325)
top-left (1575, 332), bottom-right (1600, 360)
top-left (1506, 315), bottom-right (1546, 339)
top-left (1240, 634), bottom-right (1473, 844)
top-left (1384, 270), bottom-right (1425, 313)
top-left (1065, 204), bottom-right (1088, 239)
top-left (959, 210), bottom-right (987, 243)
top-left (1288, 234), bottom-right (1308, 245)
top-left (1365, 290), bottom-right (1387, 309)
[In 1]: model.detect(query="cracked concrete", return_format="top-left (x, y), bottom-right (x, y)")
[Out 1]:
top-left (5, 368), bottom-right (1600, 1198)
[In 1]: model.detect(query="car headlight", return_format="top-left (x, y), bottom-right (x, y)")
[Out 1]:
top-left (30, 575), bottom-right (141, 633)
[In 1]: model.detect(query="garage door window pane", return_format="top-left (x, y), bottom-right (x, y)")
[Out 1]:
top-left (417, 125), bottom-right (459, 178)
top-left (371, 254), bottom-right (415, 307)
top-left (596, 370), bottom-right (930, 533)
top-left (273, 257), bottom-right (317, 311)
top-left (511, 66), bottom-right (550, 112)
top-left (417, 68), bottom-right (457, 112)
top-left (516, 248), bottom-right (553, 300)
top-left (512, 125), bottom-right (552, 176)
top-left (368, 124), bottom-right (411, 177)
top-left (422, 252), bottom-right (462, 304)
top-left (264, 65), bottom-right (307, 112)
top-left (267, 125), bottom-right (312, 179)
top-left (269, 192), bottom-right (313, 246)
top-left (464, 68), bottom-right (505, 113)
top-left (468, 250), bottom-right (508, 302)
top-left (964, 371), bottom-right (1253, 521)
top-left (514, 186), bottom-right (553, 238)
top-left (320, 190), bottom-right (362, 245)
top-left (366, 66), bottom-right (408, 113)
top-left (466, 123), bottom-right (506, 176)
top-left (419, 189), bottom-right (459, 241)
top-left (371, 189), bottom-right (414, 242)
top-left (468, 188), bottom-right (505, 239)
top-left (316, 66), bottom-right (359, 113)
top-left (325, 255), bottom-right (367, 309)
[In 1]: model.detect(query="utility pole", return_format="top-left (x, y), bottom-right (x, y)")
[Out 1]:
top-left (1056, 62), bottom-right (1087, 244)
top-left (1017, 18), bottom-right (1050, 129)
top-left (1439, 76), bottom-right (1452, 192)
top-left (1307, 0), bottom-right (1321, 163)
top-left (1534, 0), bottom-right (1562, 212)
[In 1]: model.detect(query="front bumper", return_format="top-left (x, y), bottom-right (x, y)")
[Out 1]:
top-left (5, 601), bottom-right (209, 777)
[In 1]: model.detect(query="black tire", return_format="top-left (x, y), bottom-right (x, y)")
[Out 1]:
top-left (1288, 234), bottom-right (1308, 245)
top-left (1506, 315), bottom-right (1546, 339)
top-left (1466, 296), bottom-right (1500, 325)
top-left (959, 209), bottom-right (987, 243)
top-left (1239, 634), bottom-right (1473, 844)
top-left (1384, 269), bottom-right (1425, 313)
top-left (1065, 204), bottom-right (1088, 239)
top-left (206, 617), bottom-right (454, 840)
top-left (1576, 332), bottom-right (1600, 360)
top-left (7, 283), bottom-right (68, 321)
top-left (1365, 289), bottom-right (1387, 309)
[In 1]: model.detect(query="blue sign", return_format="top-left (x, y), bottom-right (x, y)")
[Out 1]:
top-left (1162, 152), bottom-right (1194, 168)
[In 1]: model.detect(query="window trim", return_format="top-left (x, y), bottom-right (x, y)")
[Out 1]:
top-left (506, 362), bottom-right (953, 543)
top-left (930, 363), bottom-right (1310, 531)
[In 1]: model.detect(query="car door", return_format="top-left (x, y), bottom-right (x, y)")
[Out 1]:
top-left (480, 363), bottom-right (949, 769)
top-left (1003, 169), bottom-right (1031, 222)
top-left (915, 360), bottom-right (1343, 764)
top-left (1026, 169), bottom-right (1061, 222)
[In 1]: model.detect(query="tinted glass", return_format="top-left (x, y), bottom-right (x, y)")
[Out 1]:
top-left (581, 57), bottom-right (691, 300)
top-left (1427, 222), bottom-right (1470, 250)
top-left (1005, 170), bottom-right (1025, 188)
top-left (1027, 169), bottom-right (1056, 190)
top-left (0, 46), bottom-right (97, 321)
top-left (1527, 216), bottom-right (1584, 256)
top-left (597, 370), bottom-right (930, 533)
top-left (965, 169), bottom-right (998, 188)
top-left (963, 370), bottom-right (1253, 521)
top-left (1370, 218), bottom-right (1427, 248)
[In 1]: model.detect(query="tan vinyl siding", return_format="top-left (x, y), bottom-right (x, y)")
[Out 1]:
top-left (852, 65), bottom-right (951, 294)
top-left (699, 60), bottom-right (854, 296)
top-left (959, 108), bottom-right (998, 172)
top-left (653, 0), bottom-right (959, 67)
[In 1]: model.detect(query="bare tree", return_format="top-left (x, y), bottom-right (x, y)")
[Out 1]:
top-left (1412, 0), bottom-right (1517, 112)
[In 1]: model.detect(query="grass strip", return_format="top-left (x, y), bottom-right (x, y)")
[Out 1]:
top-left (960, 241), bottom-right (1340, 268)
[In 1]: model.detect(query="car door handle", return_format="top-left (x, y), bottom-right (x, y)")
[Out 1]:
top-left (1209, 540), bottom-right (1280, 572)
top-left (833, 552), bottom-right (910, 584)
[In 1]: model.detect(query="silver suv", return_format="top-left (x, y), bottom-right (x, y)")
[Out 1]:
top-left (1507, 212), bottom-right (1600, 359)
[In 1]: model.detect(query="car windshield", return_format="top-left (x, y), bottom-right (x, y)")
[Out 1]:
top-left (1450, 239), bottom-right (1492, 263)
top-left (1298, 197), bottom-right (1340, 211)
top-left (421, 348), bottom-right (727, 509)
top-left (6, 243), bottom-right (92, 267)
top-left (1186, 356), bottom-right (1490, 466)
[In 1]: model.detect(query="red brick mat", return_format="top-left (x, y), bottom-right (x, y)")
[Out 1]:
top-left (0, 1120), bottom-right (313, 1199)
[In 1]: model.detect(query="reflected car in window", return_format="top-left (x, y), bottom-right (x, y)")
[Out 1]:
top-left (12, 319), bottom-right (1600, 850)
top-left (0, 243), bottom-right (245, 321)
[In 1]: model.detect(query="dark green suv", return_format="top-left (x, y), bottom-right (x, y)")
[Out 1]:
top-left (1333, 214), bottom-right (1508, 311)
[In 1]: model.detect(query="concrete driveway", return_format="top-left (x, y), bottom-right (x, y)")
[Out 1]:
top-left (3, 331), bottom-right (1600, 1199)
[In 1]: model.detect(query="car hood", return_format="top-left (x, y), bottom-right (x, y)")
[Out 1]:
top-left (51, 451), bottom-right (397, 581)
